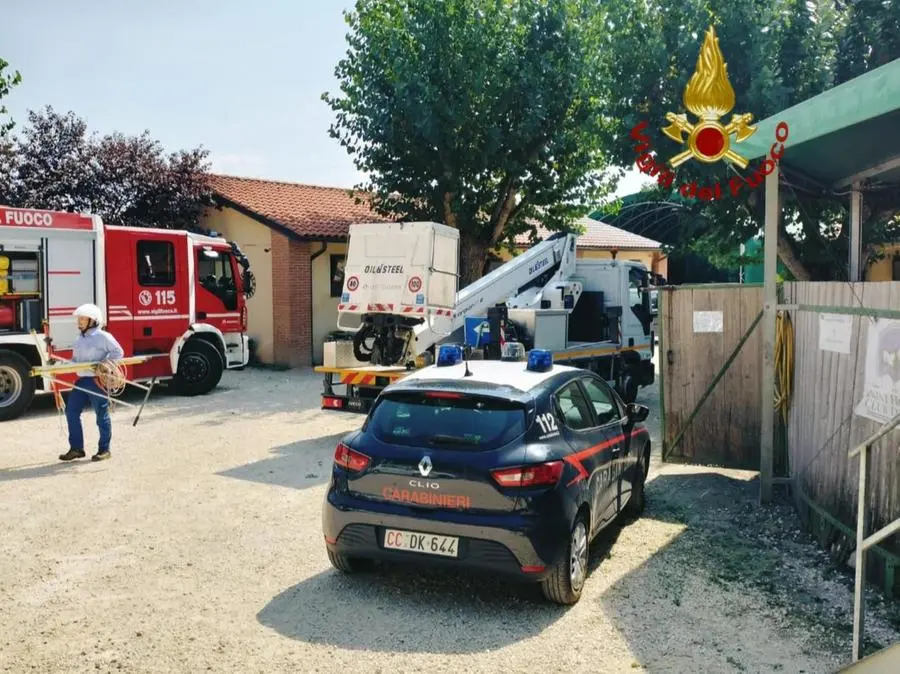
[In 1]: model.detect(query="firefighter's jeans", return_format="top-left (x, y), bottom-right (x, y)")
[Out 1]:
top-left (66, 377), bottom-right (111, 453)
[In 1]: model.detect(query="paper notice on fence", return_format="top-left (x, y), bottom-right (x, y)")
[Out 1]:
top-left (693, 311), bottom-right (723, 333)
top-left (818, 313), bottom-right (852, 354)
top-left (854, 318), bottom-right (900, 425)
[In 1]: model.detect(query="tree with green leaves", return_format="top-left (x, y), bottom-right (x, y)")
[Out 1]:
top-left (0, 106), bottom-right (214, 231)
top-left (323, 0), bottom-right (616, 285)
top-left (595, 0), bottom-right (900, 281)
top-left (0, 57), bottom-right (21, 138)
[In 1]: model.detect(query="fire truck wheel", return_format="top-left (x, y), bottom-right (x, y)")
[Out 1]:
top-left (0, 351), bottom-right (36, 422)
top-left (173, 340), bottom-right (224, 396)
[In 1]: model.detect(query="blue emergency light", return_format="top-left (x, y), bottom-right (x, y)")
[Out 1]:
top-left (437, 344), bottom-right (464, 367)
top-left (526, 349), bottom-right (553, 372)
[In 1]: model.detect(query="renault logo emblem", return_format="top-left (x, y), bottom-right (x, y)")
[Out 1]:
top-left (418, 456), bottom-right (432, 477)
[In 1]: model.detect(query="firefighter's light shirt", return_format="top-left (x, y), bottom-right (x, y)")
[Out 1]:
top-left (72, 327), bottom-right (125, 378)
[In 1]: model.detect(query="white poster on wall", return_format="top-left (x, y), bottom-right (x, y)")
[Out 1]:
top-left (693, 311), bottom-right (723, 333)
top-left (854, 318), bottom-right (900, 425)
top-left (818, 313), bottom-right (853, 354)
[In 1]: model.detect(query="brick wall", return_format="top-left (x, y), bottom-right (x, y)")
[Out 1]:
top-left (271, 233), bottom-right (312, 367)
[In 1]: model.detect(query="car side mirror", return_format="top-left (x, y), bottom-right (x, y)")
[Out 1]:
top-left (627, 403), bottom-right (649, 423)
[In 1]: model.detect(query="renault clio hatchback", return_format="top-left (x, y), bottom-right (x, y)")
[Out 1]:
top-left (322, 346), bottom-right (651, 604)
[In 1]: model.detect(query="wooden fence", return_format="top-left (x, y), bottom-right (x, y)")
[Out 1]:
top-left (782, 281), bottom-right (900, 588)
top-left (659, 284), bottom-right (763, 468)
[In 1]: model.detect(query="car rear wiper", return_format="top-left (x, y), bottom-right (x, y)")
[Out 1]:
top-left (429, 434), bottom-right (481, 446)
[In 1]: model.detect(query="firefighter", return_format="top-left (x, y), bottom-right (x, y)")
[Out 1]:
top-left (58, 304), bottom-right (125, 462)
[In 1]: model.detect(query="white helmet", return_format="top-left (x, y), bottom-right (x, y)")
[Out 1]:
top-left (73, 303), bottom-right (103, 325)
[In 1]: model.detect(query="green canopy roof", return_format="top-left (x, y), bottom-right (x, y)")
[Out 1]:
top-left (740, 58), bottom-right (900, 189)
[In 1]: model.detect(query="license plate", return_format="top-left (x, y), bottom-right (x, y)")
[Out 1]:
top-left (347, 398), bottom-right (365, 411)
top-left (383, 528), bottom-right (459, 558)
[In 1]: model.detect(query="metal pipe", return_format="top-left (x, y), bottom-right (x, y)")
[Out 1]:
top-left (132, 377), bottom-right (157, 426)
top-left (850, 184), bottom-right (862, 281)
top-left (852, 444), bottom-right (868, 662)
top-left (850, 410), bottom-right (900, 458)
top-left (50, 380), bottom-right (140, 408)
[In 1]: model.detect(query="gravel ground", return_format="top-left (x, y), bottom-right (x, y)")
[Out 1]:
top-left (1, 366), bottom-right (898, 673)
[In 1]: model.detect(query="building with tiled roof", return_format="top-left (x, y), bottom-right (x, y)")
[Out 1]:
top-left (209, 174), bottom-right (391, 241)
top-left (200, 174), bottom-right (393, 367)
top-left (493, 216), bottom-right (667, 278)
top-left (514, 217), bottom-right (662, 250)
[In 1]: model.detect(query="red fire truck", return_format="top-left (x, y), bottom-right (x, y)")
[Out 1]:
top-left (0, 206), bottom-right (254, 421)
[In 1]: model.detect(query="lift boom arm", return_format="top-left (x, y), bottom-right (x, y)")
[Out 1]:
top-left (411, 231), bottom-right (578, 356)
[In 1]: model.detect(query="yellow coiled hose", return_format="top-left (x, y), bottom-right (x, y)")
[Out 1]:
top-left (774, 310), bottom-right (794, 424)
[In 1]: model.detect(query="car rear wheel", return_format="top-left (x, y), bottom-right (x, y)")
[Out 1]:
top-left (541, 516), bottom-right (589, 605)
top-left (624, 442), bottom-right (650, 518)
top-left (326, 549), bottom-right (375, 574)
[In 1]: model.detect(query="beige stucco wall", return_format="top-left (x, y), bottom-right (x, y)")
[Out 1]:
top-left (311, 242), bottom-right (348, 365)
top-left (200, 207), bottom-right (275, 363)
top-left (576, 248), bottom-right (668, 277)
top-left (495, 245), bottom-right (668, 277)
top-left (866, 243), bottom-right (900, 281)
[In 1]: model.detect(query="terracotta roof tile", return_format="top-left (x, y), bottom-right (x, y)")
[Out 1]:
top-left (514, 216), bottom-right (662, 250)
top-left (208, 174), bottom-right (392, 239)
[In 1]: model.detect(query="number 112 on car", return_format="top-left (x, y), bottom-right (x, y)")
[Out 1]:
top-left (535, 412), bottom-right (558, 435)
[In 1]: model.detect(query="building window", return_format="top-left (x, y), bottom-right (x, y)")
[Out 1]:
top-left (330, 254), bottom-right (346, 297)
top-left (892, 255), bottom-right (900, 281)
top-left (137, 241), bottom-right (175, 287)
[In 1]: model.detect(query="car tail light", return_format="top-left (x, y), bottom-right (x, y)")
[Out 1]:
top-left (322, 396), bottom-right (344, 409)
top-left (334, 442), bottom-right (370, 472)
top-left (240, 304), bottom-right (248, 331)
top-left (491, 461), bottom-right (564, 488)
top-left (424, 391), bottom-right (463, 399)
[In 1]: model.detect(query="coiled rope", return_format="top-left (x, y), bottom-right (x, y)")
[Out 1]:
top-left (774, 310), bottom-right (794, 424)
top-left (94, 360), bottom-right (128, 397)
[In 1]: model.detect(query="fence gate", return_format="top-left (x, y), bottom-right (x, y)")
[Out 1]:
top-left (659, 284), bottom-right (764, 469)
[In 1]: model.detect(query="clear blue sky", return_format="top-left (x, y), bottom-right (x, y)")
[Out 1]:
top-left (4, 0), bottom-right (647, 196)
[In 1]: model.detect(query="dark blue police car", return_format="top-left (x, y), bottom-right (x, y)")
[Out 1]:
top-left (322, 346), bottom-right (651, 604)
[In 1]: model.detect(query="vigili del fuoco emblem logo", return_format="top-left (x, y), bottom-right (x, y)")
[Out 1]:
top-left (662, 25), bottom-right (756, 169)
top-left (629, 24), bottom-right (789, 201)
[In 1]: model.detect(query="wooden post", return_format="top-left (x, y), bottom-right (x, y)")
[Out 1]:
top-left (759, 164), bottom-right (779, 503)
top-left (850, 183), bottom-right (863, 281)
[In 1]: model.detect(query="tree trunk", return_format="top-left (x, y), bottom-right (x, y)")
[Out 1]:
top-left (751, 190), bottom-right (815, 281)
top-left (458, 238), bottom-right (490, 288)
top-left (776, 229), bottom-right (813, 281)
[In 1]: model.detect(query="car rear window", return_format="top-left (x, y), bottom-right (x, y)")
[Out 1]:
top-left (368, 392), bottom-right (527, 451)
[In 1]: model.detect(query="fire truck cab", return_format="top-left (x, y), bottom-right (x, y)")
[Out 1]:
top-left (0, 206), bottom-right (253, 421)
